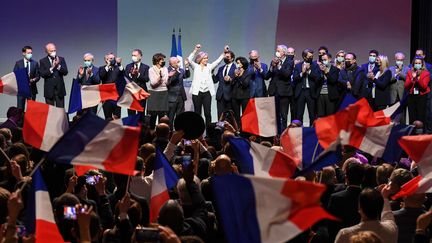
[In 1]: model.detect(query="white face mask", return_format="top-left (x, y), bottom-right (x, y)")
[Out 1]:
top-left (275, 51), bottom-right (282, 58)
top-left (396, 61), bottom-right (403, 66)
top-left (132, 56), bottom-right (139, 63)
top-left (49, 51), bottom-right (57, 58)
top-left (236, 63), bottom-right (241, 69)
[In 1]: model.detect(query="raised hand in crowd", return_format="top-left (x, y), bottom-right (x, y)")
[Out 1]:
top-left (76, 204), bottom-right (94, 243)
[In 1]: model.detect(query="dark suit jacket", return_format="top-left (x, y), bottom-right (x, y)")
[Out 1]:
top-left (368, 69), bottom-right (392, 106)
top-left (39, 56), bottom-right (68, 98)
top-left (317, 65), bottom-right (341, 101)
top-left (327, 186), bottom-right (362, 241)
top-left (266, 57), bottom-right (294, 97)
top-left (14, 59), bottom-right (40, 95)
top-left (125, 62), bottom-right (150, 91)
top-left (76, 66), bottom-right (100, 85)
top-left (338, 65), bottom-right (367, 99)
top-left (361, 62), bottom-right (380, 75)
top-left (292, 61), bottom-right (321, 99)
top-left (167, 66), bottom-right (190, 102)
top-left (250, 63), bottom-right (268, 97)
top-left (214, 63), bottom-right (236, 101)
top-left (232, 68), bottom-right (252, 100)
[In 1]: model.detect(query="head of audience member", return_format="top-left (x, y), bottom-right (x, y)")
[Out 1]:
top-left (388, 168), bottom-right (413, 195)
top-left (343, 158), bottom-right (364, 186)
top-left (8, 142), bottom-right (29, 160)
top-left (155, 123), bottom-right (170, 140)
top-left (368, 50), bottom-right (379, 64)
top-left (152, 53), bottom-right (166, 68)
top-left (403, 193), bottom-right (426, 209)
top-left (169, 56), bottom-right (180, 69)
top-left (45, 42), bottom-right (57, 58)
top-left (287, 47), bottom-right (295, 59)
top-left (53, 193), bottom-right (81, 241)
top-left (288, 119), bottom-right (303, 128)
top-left (177, 176), bottom-right (201, 206)
top-left (221, 130), bottom-right (235, 148)
top-left (0, 187), bottom-right (10, 224)
top-left (359, 188), bottom-right (384, 221)
top-left (412, 56), bottom-right (426, 72)
top-left (0, 134), bottom-right (6, 150)
top-left (376, 163), bottom-right (394, 185)
top-left (320, 166), bottom-right (336, 185)
top-left (213, 154), bottom-right (233, 176)
top-left (378, 55), bottom-right (389, 73)
top-left (72, 211), bottom-right (102, 243)
top-left (413, 120), bottom-right (424, 135)
top-left (275, 45), bottom-right (288, 59)
top-left (132, 49), bottom-right (143, 63)
top-left (341, 145), bottom-right (357, 164)
top-left (336, 50), bottom-right (346, 64)
top-left (249, 50), bottom-right (260, 64)
top-left (415, 48), bottom-right (426, 59)
top-left (350, 231), bottom-right (383, 243)
top-left (114, 197), bottom-right (142, 228)
top-left (195, 51), bottom-right (209, 66)
top-left (318, 46), bottom-right (329, 61)
top-left (143, 153), bottom-right (156, 176)
top-left (22, 45), bottom-right (33, 61)
top-left (362, 164), bottom-right (378, 189)
top-left (158, 199), bottom-right (185, 235)
top-left (345, 52), bottom-right (357, 69)
top-left (159, 115), bottom-right (170, 126)
top-left (139, 143), bottom-right (156, 161)
top-left (105, 52), bottom-right (116, 66)
top-left (0, 128), bottom-right (12, 145)
top-left (302, 49), bottom-right (314, 64)
top-left (321, 53), bottom-right (332, 67)
top-left (11, 154), bottom-right (30, 176)
top-left (235, 56), bottom-right (249, 70)
top-left (394, 52), bottom-right (405, 67)
top-left (224, 50), bottom-right (235, 64)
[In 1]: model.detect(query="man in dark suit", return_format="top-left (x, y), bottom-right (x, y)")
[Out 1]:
top-left (293, 49), bottom-right (321, 125)
top-left (327, 161), bottom-right (365, 242)
top-left (39, 43), bottom-right (68, 108)
top-left (76, 53), bottom-right (100, 113)
top-left (338, 52), bottom-right (367, 99)
top-left (99, 52), bottom-right (124, 119)
top-left (266, 45), bottom-right (294, 131)
top-left (248, 50), bottom-right (268, 98)
top-left (361, 49), bottom-right (380, 76)
top-left (13, 45), bottom-right (40, 110)
top-left (125, 49), bottom-right (150, 116)
top-left (167, 56), bottom-right (190, 127)
top-left (316, 53), bottom-right (341, 117)
top-left (214, 50), bottom-right (236, 118)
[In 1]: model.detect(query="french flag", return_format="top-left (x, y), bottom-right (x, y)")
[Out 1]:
top-left (0, 68), bottom-right (31, 98)
top-left (150, 149), bottom-right (179, 222)
top-left (68, 78), bottom-right (119, 113)
top-left (241, 97), bottom-right (277, 137)
top-left (228, 137), bottom-right (298, 178)
top-left (26, 168), bottom-right (64, 243)
top-left (46, 112), bottom-right (141, 175)
top-left (392, 135), bottom-right (432, 199)
top-left (117, 81), bottom-right (150, 112)
top-left (23, 100), bottom-right (69, 152)
top-left (212, 174), bottom-right (337, 243)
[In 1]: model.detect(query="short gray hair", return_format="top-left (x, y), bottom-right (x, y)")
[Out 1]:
top-left (83, 53), bottom-right (94, 60)
top-left (277, 45), bottom-right (288, 55)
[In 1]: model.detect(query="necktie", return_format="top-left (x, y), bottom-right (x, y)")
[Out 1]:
top-left (223, 65), bottom-right (228, 76)
top-left (26, 61), bottom-right (30, 75)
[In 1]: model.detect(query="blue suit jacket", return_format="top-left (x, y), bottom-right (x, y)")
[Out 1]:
top-left (14, 59), bottom-right (40, 94)
top-left (249, 63), bottom-right (268, 97)
top-left (76, 66), bottom-right (100, 85)
top-left (214, 63), bottom-right (236, 101)
top-left (361, 62), bottom-right (380, 75)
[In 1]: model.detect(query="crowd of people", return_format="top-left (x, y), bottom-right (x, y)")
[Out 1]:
top-left (1, 41), bottom-right (432, 243)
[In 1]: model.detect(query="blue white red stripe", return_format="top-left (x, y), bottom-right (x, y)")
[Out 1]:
top-left (241, 97), bottom-right (277, 137)
top-left (0, 68), bottom-right (31, 98)
top-left (117, 81), bottom-right (150, 111)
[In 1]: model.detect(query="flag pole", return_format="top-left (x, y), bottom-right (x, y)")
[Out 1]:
top-left (125, 175), bottom-right (131, 196)
top-left (0, 147), bottom-right (11, 163)
top-left (19, 157), bottom-right (46, 191)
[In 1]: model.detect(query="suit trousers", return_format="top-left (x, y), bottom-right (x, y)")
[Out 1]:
top-left (192, 91), bottom-right (212, 125)
top-left (17, 93), bottom-right (36, 110)
top-left (148, 111), bottom-right (167, 129)
top-left (216, 98), bottom-right (232, 120)
top-left (45, 87), bottom-right (64, 108)
top-left (408, 94), bottom-right (427, 124)
top-left (168, 100), bottom-right (185, 128)
top-left (279, 96), bottom-right (295, 131)
top-left (232, 98), bottom-right (249, 128)
top-left (316, 94), bottom-right (337, 118)
top-left (103, 101), bottom-right (121, 120)
top-left (296, 89), bottom-right (315, 126)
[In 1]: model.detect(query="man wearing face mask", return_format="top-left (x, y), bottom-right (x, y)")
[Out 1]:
top-left (248, 50), bottom-right (268, 98)
top-left (76, 53), bottom-right (100, 113)
top-left (362, 50), bottom-right (380, 80)
top-left (316, 46), bottom-right (329, 64)
top-left (125, 49), bottom-right (150, 116)
top-left (99, 52), bottom-right (124, 119)
top-left (39, 42), bottom-right (68, 108)
top-left (317, 53), bottom-right (341, 117)
top-left (265, 44), bottom-right (294, 130)
top-left (13, 46), bottom-right (40, 110)
top-left (389, 52), bottom-right (409, 124)
top-left (293, 49), bottom-right (321, 125)
top-left (167, 56), bottom-right (190, 127)
top-left (338, 52), bottom-right (367, 99)
top-left (214, 50), bottom-right (236, 118)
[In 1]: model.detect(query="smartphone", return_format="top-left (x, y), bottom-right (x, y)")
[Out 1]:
top-left (135, 227), bottom-right (160, 242)
top-left (182, 154), bottom-right (192, 168)
top-left (85, 175), bottom-right (100, 185)
top-left (64, 206), bottom-right (77, 220)
top-left (216, 121), bottom-right (225, 129)
top-left (183, 139), bottom-right (192, 146)
top-left (16, 225), bottom-right (26, 237)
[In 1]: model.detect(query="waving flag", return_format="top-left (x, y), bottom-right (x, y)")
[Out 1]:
top-left (392, 135), bottom-right (432, 199)
top-left (117, 81), bottom-right (150, 111)
top-left (23, 100), bottom-right (69, 151)
top-left (241, 97), bottom-right (277, 137)
top-left (213, 174), bottom-right (337, 243)
top-left (0, 68), bottom-right (31, 98)
top-left (46, 112), bottom-right (140, 175)
top-left (26, 168), bottom-right (64, 243)
top-left (228, 137), bottom-right (298, 178)
top-left (150, 149), bottom-right (179, 222)
top-left (68, 79), bottom-right (118, 113)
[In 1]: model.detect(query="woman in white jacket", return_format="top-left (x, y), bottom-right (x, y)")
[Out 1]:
top-left (188, 44), bottom-right (229, 125)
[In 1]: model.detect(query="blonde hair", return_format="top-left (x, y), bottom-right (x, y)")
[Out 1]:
top-left (378, 55), bottom-right (389, 76)
top-left (195, 51), bottom-right (208, 64)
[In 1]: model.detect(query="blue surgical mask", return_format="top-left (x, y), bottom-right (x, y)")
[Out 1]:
top-left (395, 61), bottom-right (403, 66)
top-left (336, 56), bottom-right (345, 63)
top-left (84, 61), bottom-right (92, 67)
top-left (369, 56), bottom-right (376, 63)
top-left (24, 53), bottom-right (32, 60)
top-left (236, 63), bottom-right (241, 69)
top-left (414, 64), bottom-right (422, 70)
top-left (322, 60), bottom-right (329, 66)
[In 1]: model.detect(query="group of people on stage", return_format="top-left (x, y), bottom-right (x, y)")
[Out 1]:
top-left (12, 42), bottom-right (432, 131)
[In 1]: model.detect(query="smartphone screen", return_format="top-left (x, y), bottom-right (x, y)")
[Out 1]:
top-left (182, 154), bottom-right (192, 168)
top-left (64, 206), bottom-right (77, 220)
